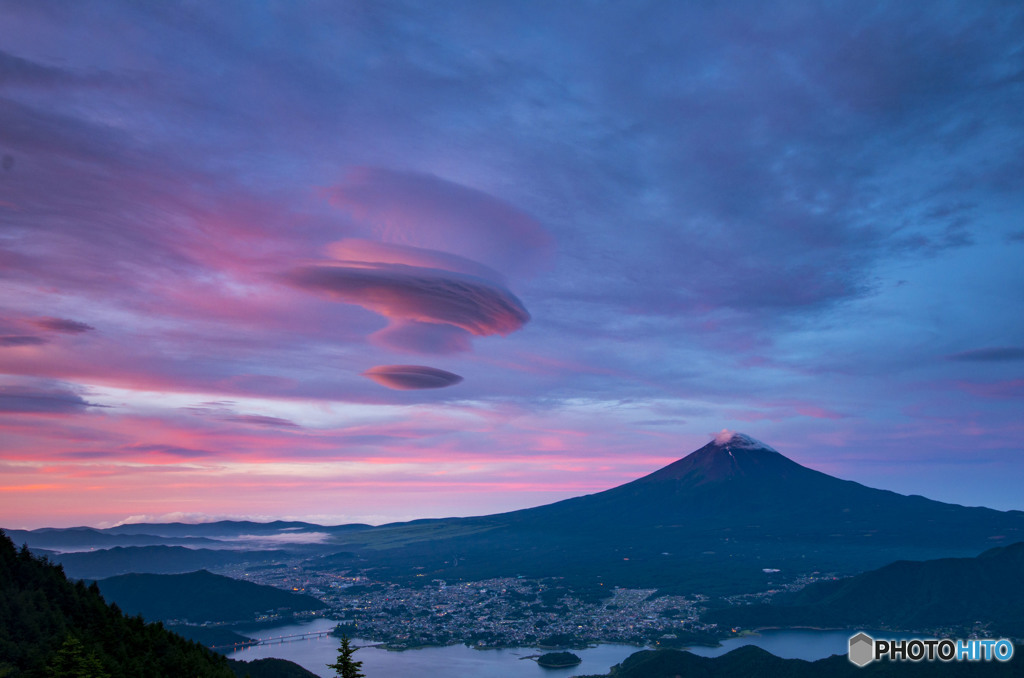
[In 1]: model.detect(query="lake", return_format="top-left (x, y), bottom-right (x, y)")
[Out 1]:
top-left (227, 619), bottom-right (640, 678)
top-left (226, 619), bottom-right (903, 677)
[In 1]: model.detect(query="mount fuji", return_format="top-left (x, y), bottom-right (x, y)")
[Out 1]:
top-left (326, 432), bottom-right (1024, 594)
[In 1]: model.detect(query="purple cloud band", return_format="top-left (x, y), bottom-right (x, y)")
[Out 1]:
top-left (0, 385), bottom-right (94, 413)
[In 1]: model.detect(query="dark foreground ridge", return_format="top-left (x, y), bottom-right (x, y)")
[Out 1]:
top-left (578, 644), bottom-right (1024, 678)
top-left (0, 529), bottom-right (316, 678)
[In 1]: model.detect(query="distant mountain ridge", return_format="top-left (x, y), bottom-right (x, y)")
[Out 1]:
top-left (103, 520), bottom-right (372, 538)
top-left (43, 545), bottom-right (290, 580)
top-left (4, 526), bottom-right (222, 550)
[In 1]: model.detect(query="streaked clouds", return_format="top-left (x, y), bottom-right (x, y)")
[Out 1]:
top-left (0, 0), bottom-right (1022, 528)
top-left (32, 317), bottom-right (95, 334)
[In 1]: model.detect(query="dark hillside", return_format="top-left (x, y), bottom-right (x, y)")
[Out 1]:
top-left (96, 569), bottom-right (327, 623)
top-left (583, 645), bottom-right (1023, 678)
top-left (707, 541), bottom-right (1024, 636)
top-left (0, 529), bottom-right (233, 678)
top-left (0, 530), bottom-right (316, 678)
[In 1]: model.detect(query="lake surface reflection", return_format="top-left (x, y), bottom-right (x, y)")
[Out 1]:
top-left (228, 619), bottom-right (640, 678)
top-left (227, 619), bottom-right (908, 677)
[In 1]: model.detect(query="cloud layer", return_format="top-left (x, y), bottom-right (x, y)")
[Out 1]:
top-left (0, 1), bottom-right (1022, 527)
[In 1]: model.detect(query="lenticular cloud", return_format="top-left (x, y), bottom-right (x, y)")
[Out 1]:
top-left (287, 262), bottom-right (530, 337)
top-left (363, 365), bottom-right (464, 390)
top-left (288, 169), bottom-right (542, 362)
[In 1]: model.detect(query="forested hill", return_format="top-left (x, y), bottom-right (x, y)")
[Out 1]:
top-left (706, 541), bottom-right (1024, 636)
top-left (0, 530), bottom-right (317, 678)
top-left (0, 529), bottom-right (234, 677)
top-left (96, 570), bottom-right (327, 624)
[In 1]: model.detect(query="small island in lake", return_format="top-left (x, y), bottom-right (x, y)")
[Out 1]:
top-left (537, 651), bottom-right (582, 668)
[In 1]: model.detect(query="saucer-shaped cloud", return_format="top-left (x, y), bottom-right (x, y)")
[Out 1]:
top-left (286, 263), bottom-right (529, 337)
top-left (363, 365), bottom-right (463, 390)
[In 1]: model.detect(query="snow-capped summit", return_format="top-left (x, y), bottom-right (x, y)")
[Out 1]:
top-left (711, 429), bottom-right (778, 452)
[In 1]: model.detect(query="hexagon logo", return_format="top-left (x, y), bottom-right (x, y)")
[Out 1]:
top-left (849, 632), bottom-right (874, 667)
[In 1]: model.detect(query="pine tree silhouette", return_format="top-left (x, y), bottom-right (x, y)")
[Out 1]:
top-left (326, 635), bottom-right (365, 678)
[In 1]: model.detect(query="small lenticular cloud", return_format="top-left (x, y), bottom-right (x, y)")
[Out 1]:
top-left (223, 414), bottom-right (300, 428)
top-left (363, 365), bottom-right (464, 390)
